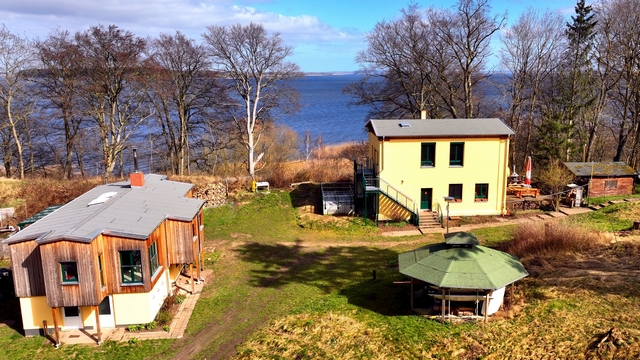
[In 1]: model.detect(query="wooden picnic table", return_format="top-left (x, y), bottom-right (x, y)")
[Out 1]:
top-left (508, 186), bottom-right (540, 199)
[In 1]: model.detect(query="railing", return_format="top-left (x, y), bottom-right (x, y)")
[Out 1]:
top-left (377, 178), bottom-right (418, 214)
top-left (433, 201), bottom-right (443, 226)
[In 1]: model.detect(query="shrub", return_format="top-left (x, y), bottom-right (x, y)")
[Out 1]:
top-left (498, 222), bottom-right (603, 260)
top-left (145, 321), bottom-right (157, 330)
top-left (162, 325), bottom-right (170, 332)
top-left (155, 310), bottom-right (172, 326)
top-left (175, 294), bottom-right (186, 304)
top-left (127, 324), bottom-right (142, 332)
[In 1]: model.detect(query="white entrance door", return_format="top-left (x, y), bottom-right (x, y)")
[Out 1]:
top-left (98, 296), bottom-right (115, 328)
top-left (63, 307), bottom-right (82, 329)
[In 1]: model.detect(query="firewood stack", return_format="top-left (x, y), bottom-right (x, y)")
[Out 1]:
top-left (193, 183), bottom-right (228, 208)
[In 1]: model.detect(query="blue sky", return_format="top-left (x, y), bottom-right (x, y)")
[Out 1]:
top-left (0, 0), bottom-right (580, 72)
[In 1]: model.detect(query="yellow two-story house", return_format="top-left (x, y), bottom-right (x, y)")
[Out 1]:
top-left (363, 118), bottom-right (513, 223)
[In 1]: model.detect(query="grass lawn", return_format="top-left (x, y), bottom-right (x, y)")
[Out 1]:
top-left (1, 190), bottom-right (640, 359)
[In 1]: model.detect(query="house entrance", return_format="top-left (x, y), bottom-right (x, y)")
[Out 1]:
top-left (420, 188), bottom-right (432, 210)
top-left (98, 295), bottom-right (115, 328)
top-left (63, 306), bottom-right (82, 329)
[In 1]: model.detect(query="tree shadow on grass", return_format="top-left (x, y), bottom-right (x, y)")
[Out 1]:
top-left (234, 240), bottom-right (412, 316)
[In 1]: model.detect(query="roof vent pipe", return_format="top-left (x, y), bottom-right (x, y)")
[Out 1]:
top-left (133, 147), bottom-right (139, 172)
top-left (421, 110), bottom-right (427, 119)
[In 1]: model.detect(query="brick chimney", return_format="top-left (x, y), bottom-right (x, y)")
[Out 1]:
top-left (130, 148), bottom-right (144, 187)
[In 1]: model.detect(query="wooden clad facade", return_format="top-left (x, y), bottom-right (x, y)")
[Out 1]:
top-left (9, 240), bottom-right (45, 297)
top-left (588, 177), bottom-right (634, 197)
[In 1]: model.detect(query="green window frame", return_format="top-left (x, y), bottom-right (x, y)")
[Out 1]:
top-left (421, 143), bottom-right (436, 167)
top-left (120, 250), bottom-right (142, 284)
top-left (61, 262), bottom-right (78, 283)
top-left (475, 183), bottom-right (489, 201)
top-left (448, 184), bottom-right (463, 201)
top-left (149, 241), bottom-right (159, 277)
top-left (98, 254), bottom-right (105, 287)
top-left (450, 142), bottom-right (464, 166)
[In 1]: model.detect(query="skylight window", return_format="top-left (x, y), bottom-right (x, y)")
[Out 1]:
top-left (88, 192), bottom-right (117, 206)
top-left (399, 122), bottom-right (411, 128)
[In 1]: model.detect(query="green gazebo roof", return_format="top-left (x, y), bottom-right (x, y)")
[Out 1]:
top-left (398, 232), bottom-right (528, 290)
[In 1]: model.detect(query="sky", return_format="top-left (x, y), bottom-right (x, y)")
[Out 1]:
top-left (0, 0), bottom-right (581, 72)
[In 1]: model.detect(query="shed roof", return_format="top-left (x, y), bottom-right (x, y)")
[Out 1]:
top-left (366, 118), bottom-right (515, 138)
top-left (564, 162), bottom-right (637, 177)
top-left (4, 174), bottom-right (204, 245)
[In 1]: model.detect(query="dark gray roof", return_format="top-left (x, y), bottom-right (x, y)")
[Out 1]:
top-left (4, 174), bottom-right (204, 245)
top-left (366, 118), bottom-right (515, 138)
top-left (564, 162), bottom-right (637, 177)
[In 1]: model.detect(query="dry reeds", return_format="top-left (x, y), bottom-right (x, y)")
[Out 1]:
top-left (499, 222), bottom-right (604, 260)
top-left (235, 312), bottom-right (392, 359)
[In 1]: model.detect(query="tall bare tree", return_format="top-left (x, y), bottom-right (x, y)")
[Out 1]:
top-left (0, 25), bottom-right (37, 179)
top-left (499, 9), bottom-right (565, 168)
top-left (75, 25), bottom-right (151, 177)
top-left (431, 0), bottom-right (506, 118)
top-left (346, 1), bottom-right (504, 120)
top-left (594, 0), bottom-right (640, 166)
top-left (146, 31), bottom-right (231, 175)
top-left (35, 29), bottom-right (85, 179)
top-left (203, 23), bottom-right (300, 178)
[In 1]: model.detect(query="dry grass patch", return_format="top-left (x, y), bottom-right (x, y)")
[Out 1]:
top-left (499, 222), bottom-right (605, 260)
top-left (234, 312), bottom-right (393, 360)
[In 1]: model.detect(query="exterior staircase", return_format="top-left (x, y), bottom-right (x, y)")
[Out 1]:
top-left (419, 210), bottom-right (441, 232)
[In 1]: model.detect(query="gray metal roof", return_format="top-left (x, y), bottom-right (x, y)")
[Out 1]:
top-left (564, 162), bottom-right (637, 177)
top-left (4, 174), bottom-right (204, 245)
top-left (366, 118), bottom-right (515, 138)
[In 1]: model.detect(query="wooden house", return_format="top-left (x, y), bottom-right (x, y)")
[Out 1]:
top-left (564, 162), bottom-right (637, 198)
top-left (2, 173), bottom-right (205, 344)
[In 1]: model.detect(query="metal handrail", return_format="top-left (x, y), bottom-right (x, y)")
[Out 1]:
top-left (377, 178), bottom-right (419, 214)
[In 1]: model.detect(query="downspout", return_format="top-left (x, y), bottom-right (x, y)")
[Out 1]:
top-left (502, 135), bottom-right (510, 216)
top-left (380, 136), bottom-right (384, 175)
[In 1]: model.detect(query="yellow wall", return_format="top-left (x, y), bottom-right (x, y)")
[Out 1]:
top-left (169, 263), bottom-right (183, 283)
top-left (20, 296), bottom-right (54, 333)
top-left (112, 269), bottom-right (169, 326)
top-left (370, 133), bottom-right (510, 217)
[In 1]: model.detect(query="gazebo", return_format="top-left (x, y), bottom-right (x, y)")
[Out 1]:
top-left (398, 232), bottom-right (528, 321)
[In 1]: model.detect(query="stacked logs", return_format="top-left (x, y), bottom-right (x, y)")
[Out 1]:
top-left (193, 183), bottom-right (228, 208)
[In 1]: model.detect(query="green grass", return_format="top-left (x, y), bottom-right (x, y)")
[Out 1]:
top-left (3, 188), bottom-right (640, 359)
top-left (564, 201), bottom-right (637, 231)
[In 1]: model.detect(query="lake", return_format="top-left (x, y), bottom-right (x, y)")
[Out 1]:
top-left (276, 74), bottom-right (372, 145)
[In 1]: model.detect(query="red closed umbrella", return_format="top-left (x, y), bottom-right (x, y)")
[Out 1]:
top-left (524, 156), bottom-right (532, 185)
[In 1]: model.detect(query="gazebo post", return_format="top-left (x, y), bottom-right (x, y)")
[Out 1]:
top-left (410, 278), bottom-right (414, 310)
top-left (484, 293), bottom-right (489, 323)
top-left (441, 288), bottom-right (446, 322)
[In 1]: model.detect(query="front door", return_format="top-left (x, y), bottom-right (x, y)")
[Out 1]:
top-left (420, 188), bottom-right (432, 210)
top-left (63, 306), bottom-right (82, 329)
top-left (98, 295), bottom-right (115, 328)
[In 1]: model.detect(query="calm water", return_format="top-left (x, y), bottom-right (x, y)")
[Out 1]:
top-left (277, 74), bottom-right (371, 145)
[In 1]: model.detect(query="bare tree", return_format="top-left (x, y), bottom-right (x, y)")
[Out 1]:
top-left (346, 1), bottom-right (504, 120)
top-left (594, 0), bottom-right (640, 166)
top-left (75, 25), bottom-right (151, 177)
top-left (431, 0), bottom-right (506, 118)
top-left (0, 25), bottom-right (37, 179)
top-left (146, 31), bottom-right (231, 175)
top-left (499, 9), bottom-right (565, 169)
top-left (35, 29), bottom-right (85, 179)
top-left (203, 23), bottom-right (301, 178)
